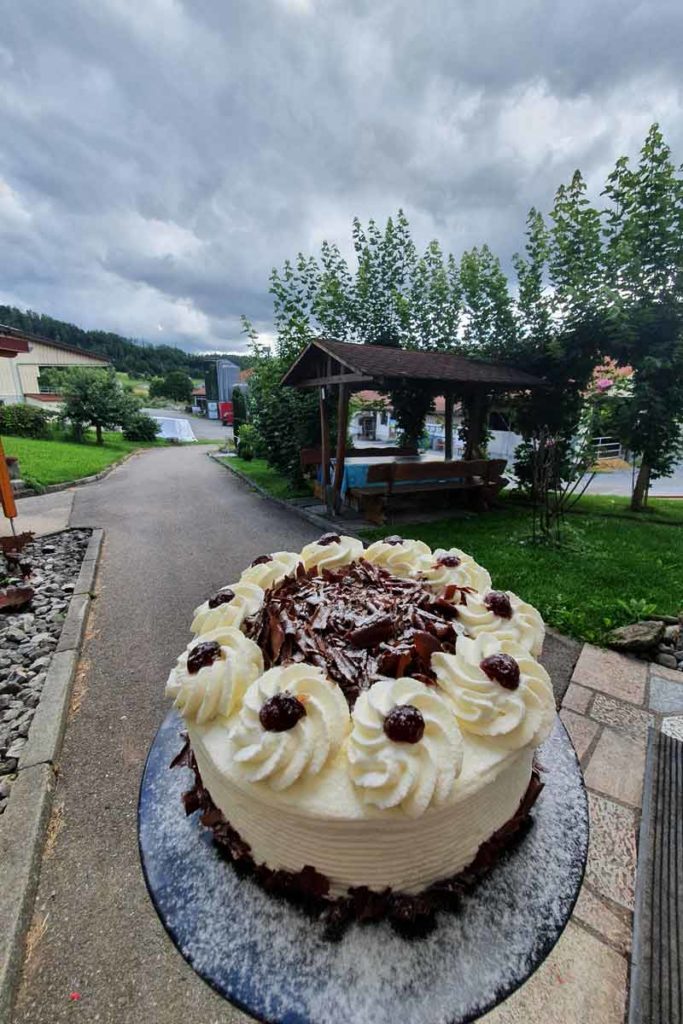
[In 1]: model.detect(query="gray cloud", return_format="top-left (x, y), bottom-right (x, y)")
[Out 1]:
top-left (0, 0), bottom-right (681, 352)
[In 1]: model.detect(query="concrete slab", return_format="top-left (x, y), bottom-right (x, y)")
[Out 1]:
top-left (5, 490), bottom-right (74, 537)
top-left (54, 594), bottom-right (90, 653)
top-left (584, 728), bottom-right (646, 808)
top-left (18, 650), bottom-right (78, 771)
top-left (540, 628), bottom-right (583, 708)
top-left (571, 644), bottom-right (647, 705)
top-left (649, 676), bottom-right (683, 713)
top-left (585, 793), bottom-right (637, 911)
top-left (560, 709), bottom-right (600, 760)
top-left (0, 763), bottom-right (55, 1023)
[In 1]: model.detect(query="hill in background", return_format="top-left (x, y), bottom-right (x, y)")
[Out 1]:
top-left (0, 305), bottom-right (256, 378)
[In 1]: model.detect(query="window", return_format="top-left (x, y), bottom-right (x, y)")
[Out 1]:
top-left (380, 411), bottom-right (388, 425)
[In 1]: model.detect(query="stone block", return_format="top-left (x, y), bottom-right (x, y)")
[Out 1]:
top-left (589, 694), bottom-right (654, 739)
top-left (560, 709), bottom-right (600, 761)
top-left (571, 645), bottom-right (646, 705)
top-left (584, 727), bottom-right (646, 807)
top-left (573, 883), bottom-right (632, 957)
top-left (586, 792), bottom-right (637, 911)
top-left (54, 594), bottom-right (90, 653)
top-left (562, 684), bottom-right (593, 714)
top-left (649, 676), bottom-right (683, 714)
top-left (18, 650), bottom-right (78, 770)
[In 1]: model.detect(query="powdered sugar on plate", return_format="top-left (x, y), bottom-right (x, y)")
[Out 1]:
top-left (139, 712), bottom-right (588, 1024)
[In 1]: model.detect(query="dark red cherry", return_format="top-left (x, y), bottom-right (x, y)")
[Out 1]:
top-left (484, 591), bottom-right (513, 619)
top-left (317, 533), bottom-right (341, 546)
top-left (250, 554), bottom-right (273, 567)
top-left (259, 691), bottom-right (307, 732)
top-left (383, 535), bottom-right (404, 546)
top-left (437, 554), bottom-right (461, 568)
top-left (208, 588), bottom-right (235, 609)
top-left (187, 640), bottom-right (222, 674)
top-left (480, 653), bottom-right (520, 690)
top-left (383, 704), bottom-right (425, 743)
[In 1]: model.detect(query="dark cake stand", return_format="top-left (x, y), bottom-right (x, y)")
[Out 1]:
top-left (139, 711), bottom-right (588, 1024)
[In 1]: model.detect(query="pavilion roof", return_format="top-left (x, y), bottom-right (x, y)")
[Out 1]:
top-left (281, 337), bottom-right (544, 391)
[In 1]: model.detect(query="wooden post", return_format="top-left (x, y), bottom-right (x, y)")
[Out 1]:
top-left (464, 390), bottom-right (487, 460)
top-left (444, 390), bottom-right (453, 461)
top-left (332, 383), bottom-right (350, 513)
top-left (0, 437), bottom-right (18, 523)
top-left (319, 387), bottom-right (330, 507)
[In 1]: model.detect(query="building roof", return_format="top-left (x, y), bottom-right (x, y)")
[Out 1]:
top-left (282, 337), bottom-right (544, 391)
top-left (0, 323), bottom-right (110, 364)
top-left (191, 386), bottom-right (206, 397)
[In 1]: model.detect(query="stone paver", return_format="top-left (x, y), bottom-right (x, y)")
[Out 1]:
top-left (480, 922), bottom-right (627, 1023)
top-left (571, 644), bottom-right (647, 705)
top-left (573, 884), bottom-right (632, 957)
top-left (584, 728), bottom-right (646, 807)
top-left (561, 683), bottom-right (593, 714)
top-left (661, 715), bottom-right (683, 741)
top-left (649, 675), bottom-right (683, 714)
top-left (585, 792), bottom-right (637, 911)
top-left (559, 709), bottom-right (600, 760)
top-left (648, 662), bottom-right (683, 684)
top-left (589, 693), bottom-right (654, 738)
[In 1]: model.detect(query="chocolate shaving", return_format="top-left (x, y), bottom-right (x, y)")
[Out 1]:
top-left (244, 559), bottom-right (459, 708)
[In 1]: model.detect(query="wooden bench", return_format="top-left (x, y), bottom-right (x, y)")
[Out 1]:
top-left (628, 728), bottom-right (683, 1024)
top-left (348, 459), bottom-right (508, 524)
top-left (300, 445), bottom-right (418, 471)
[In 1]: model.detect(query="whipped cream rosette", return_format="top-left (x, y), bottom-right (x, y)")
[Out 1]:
top-left (230, 664), bottom-right (350, 790)
top-left (239, 550), bottom-right (301, 589)
top-left (348, 677), bottom-right (464, 817)
top-left (364, 536), bottom-right (432, 578)
top-left (165, 627), bottom-right (263, 725)
top-left (456, 589), bottom-right (545, 657)
top-left (432, 634), bottom-right (554, 750)
top-left (422, 546), bottom-right (492, 595)
top-left (299, 532), bottom-right (364, 571)
top-left (191, 581), bottom-right (264, 635)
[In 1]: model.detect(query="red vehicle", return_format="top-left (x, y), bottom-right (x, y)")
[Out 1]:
top-left (219, 401), bottom-right (234, 426)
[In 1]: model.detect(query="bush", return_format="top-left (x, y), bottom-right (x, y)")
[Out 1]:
top-left (248, 356), bottom-right (320, 483)
top-left (237, 423), bottom-right (260, 461)
top-left (232, 386), bottom-right (247, 438)
top-left (122, 411), bottom-right (160, 442)
top-left (0, 403), bottom-right (52, 439)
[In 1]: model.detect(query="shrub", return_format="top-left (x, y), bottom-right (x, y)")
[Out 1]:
top-left (248, 356), bottom-right (320, 483)
top-left (0, 403), bottom-right (52, 439)
top-left (123, 411), bottom-right (160, 442)
top-left (232, 386), bottom-right (247, 438)
top-left (237, 423), bottom-right (260, 461)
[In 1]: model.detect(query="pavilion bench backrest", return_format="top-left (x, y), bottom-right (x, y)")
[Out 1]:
top-left (391, 459), bottom-right (490, 483)
top-left (300, 446), bottom-right (418, 468)
top-left (365, 464), bottom-right (395, 485)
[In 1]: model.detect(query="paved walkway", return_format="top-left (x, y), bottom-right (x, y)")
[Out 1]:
top-left (9, 446), bottom-right (663, 1023)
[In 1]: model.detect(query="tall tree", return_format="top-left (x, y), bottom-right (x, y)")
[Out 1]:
top-left (459, 244), bottom-right (517, 361)
top-left (602, 123), bottom-right (683, 509)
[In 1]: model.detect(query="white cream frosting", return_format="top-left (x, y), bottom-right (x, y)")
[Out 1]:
top-left (240, 551), bottom-right (301, 589)
top-left (457, 590), bottom-right (545, 657)
top-left (422, 546), bottom-right (492, 594)
top-left (230, 664), bottom-right (350, 790)
top-left (190, 581), bottom-right (264, 635)
top-left (348, 677), bottom-right (464, 817)
top-left (300, 534), bottom-right (364, 571)
top-left (165, 627), bottom-right (263, 725)
top-left (432, 634), bottom-right (554, 750)
top-left (363, 537), bottom-right (432, 578)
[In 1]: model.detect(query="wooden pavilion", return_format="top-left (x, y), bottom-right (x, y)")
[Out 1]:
top-left (281, 338), bottom-right (545, 518)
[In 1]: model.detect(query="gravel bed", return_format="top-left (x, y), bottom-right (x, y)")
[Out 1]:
top-left (0, 529), bottom-right (91, 813)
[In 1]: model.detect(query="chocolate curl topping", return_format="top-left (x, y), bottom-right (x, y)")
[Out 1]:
top-left (244, 559), bottom-right (458, 708)
top-left (484, 591), bottom-right (513, 619)
top-left (208, 588), bottom-right (235, 609)
top-left (187, 640), bottom-right (222, 675)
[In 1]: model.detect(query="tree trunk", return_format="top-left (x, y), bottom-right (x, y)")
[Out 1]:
top-left (95, 423), bottom-right (103, 445)
top-left (631, 462), bottom-right (650, 511)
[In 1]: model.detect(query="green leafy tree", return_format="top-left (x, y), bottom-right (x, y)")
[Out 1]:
top-left (459, 244), bottom-right (518, 361)
top-left (148, 369), bottom-right (193, 403)
top-left (602, 123), bottom-right (683, 509)
top-left (61, 368), bottom-right (137, 444)
top-left (232, 385), bottom-right (247, 438)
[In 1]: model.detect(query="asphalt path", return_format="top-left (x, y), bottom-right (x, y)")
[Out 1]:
top-left (11, 444), bottom-right (578, 1023)
top-left (12, 445), bottom-right (317, 1024)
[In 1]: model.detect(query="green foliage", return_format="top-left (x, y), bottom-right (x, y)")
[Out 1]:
top-left (602, 123), bottom-right (683, 508)
top-left (0, 403), bottom-right (52, 439)
top-left (236, 423), bottom-right (261, 460)
top-left (247, 352), bottom-right (319, 484)
top-left (147, 370), bottom-right (193, 403)
top-left (60, 368), bottom-right (138, 444)
top-left (232, 386), bottom-right (247, 437)
top-left (122, 411), bottom-right (160, 442)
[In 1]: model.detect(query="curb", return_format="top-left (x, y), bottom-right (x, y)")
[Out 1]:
top-left (209, 453), bottom-right (359, 538)
top-left (0, 527), bottom-right (104, 1021)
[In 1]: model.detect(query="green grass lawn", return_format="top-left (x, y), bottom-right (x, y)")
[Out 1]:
top-left (505, 489), bottom-right (683, 526)
top-left (2, 432), bottom-right (163, 488)
top-left (115, 371), bottom-right (150, 397)
top-left (362, 507), bottom-right (683, 645)
top-left (221, 456), bottom-right (313, 500)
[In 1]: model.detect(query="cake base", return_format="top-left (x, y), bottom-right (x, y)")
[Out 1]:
top-left (139, 711), bottom-right (588, 1024)
top-left (171, 733), bottom-right (544, 938)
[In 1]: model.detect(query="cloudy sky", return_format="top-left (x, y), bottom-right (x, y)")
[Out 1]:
top-left (1, 0), bottom-right (682, 353)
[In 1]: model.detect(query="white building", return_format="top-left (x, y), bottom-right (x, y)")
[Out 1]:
top-left (0, 324), bottom-right (110, 409)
